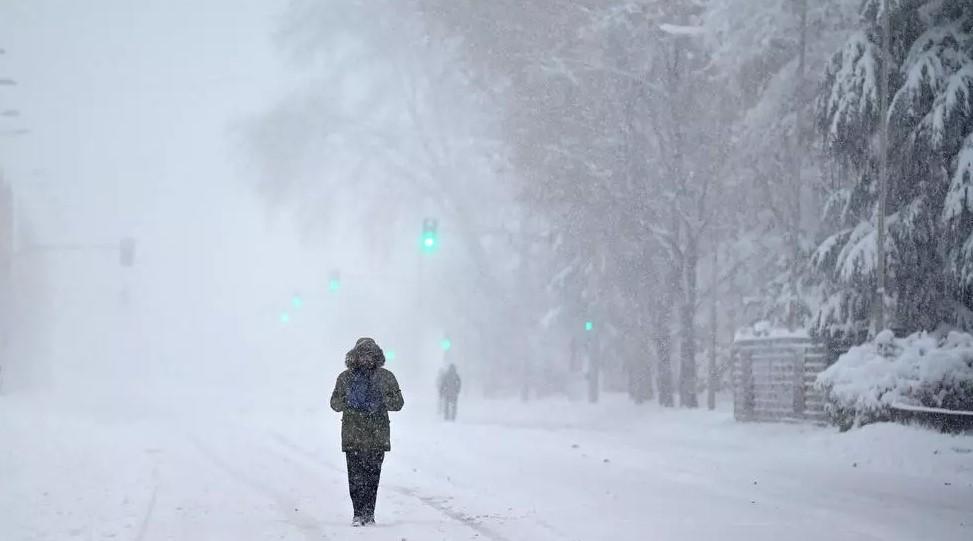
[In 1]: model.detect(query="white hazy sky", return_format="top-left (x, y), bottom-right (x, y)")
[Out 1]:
top-left (0, 1), bottom-right (353, 390)
top-left (0, 0), bottom-right (292, 242)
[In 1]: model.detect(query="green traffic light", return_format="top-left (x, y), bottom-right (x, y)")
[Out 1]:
top-left (440, 338), bottom-right (452, 351)
top-left (279, 312), bottom-right (291, 325)
top-left (291, 295), bottom-right (304, 309)
top-left (386, 349), bottom-right (396, 361)
top-left (421, 218), bottom-right (439, 253)
top-left (422, 234), bottom-right (438, 252)
top-left (329, 279), bottom-right (341, 292)
top-left (585, 320), bottom-right (593, 332)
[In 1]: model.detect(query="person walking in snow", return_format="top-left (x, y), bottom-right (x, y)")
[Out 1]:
top-left (436, 365), bottom-right (446, 416)
top-left (439, 363), bottom-right (461, 421)
top-left (330, 337), bottom-right (404, 527)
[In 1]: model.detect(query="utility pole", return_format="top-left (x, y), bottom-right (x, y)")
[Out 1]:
top-left (875, 0), bottom-right (891, 333)
top-left (0, 178), bottom-right (12, 393)
top-left (707, 248), bottom-right (718, 410)
top-left (789, 0), bottom-right (808, 331)
top-left (519, 229), bottom-right (530, 402)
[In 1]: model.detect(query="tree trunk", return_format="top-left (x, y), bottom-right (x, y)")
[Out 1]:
top-left (627, 350), bottom-right (654, 404)
top-left (653, 324), bottom-right (674, 407)
top-left (519, 231), bottom-right (531, 402)
top-left (653, 276), bottom-right (676, 408)
top-left (643, 332), bottom-right (655, 402)
top-left (679, 234), bottom-right (699, 408)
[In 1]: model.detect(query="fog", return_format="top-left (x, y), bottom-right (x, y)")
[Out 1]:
top-left (0, 0), bottom-right (456, 407)
top-left (2, 1), bottom-right (972, 540)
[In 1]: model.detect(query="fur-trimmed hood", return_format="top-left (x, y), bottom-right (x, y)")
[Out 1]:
top-left (345, 337), bottom-right (386, 370)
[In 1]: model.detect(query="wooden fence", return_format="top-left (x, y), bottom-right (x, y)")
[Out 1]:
top-left (732, 335), bottom-right (828, 423)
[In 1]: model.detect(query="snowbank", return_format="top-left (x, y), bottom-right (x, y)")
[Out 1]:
top-left (817, 330), bottom-right (973, 429)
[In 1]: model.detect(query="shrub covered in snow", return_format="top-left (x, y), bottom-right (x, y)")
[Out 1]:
top-left (816, 330), bottom-right (973, 430)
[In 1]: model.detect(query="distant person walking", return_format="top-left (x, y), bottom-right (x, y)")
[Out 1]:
top-left (436, 365), bottom-right (446, 416)
top-left (439, 363), bottom-right (461, 421)
top-left (330, 337), bottom-right (404, 527)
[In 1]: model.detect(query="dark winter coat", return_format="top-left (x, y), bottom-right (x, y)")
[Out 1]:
top-left (330, 338), bottom-right (404, 452)
top-left (440, 365), bottom-right (461, 399)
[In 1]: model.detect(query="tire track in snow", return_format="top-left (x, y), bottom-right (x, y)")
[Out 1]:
top-left (388, 485), bottom-right (511, 541)
top-left (268, 431), bottom-right (514, 541)
top-left (133, 467), bottom-right (159, 541)
top-left (189, 435), bottom-right (330, 540)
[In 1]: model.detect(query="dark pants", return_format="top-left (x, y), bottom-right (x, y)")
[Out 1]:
top-left (444, 396), bottom-right (458, 421)
top-left (345, 450), bottom-right (385, 519)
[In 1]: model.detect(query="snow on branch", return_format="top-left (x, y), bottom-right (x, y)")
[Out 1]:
top-left (812, 228), bottom-right (852, 271)
top-left (944, 133), bottom-right (973, 223)
top-left (822, 31), bottom-right (880, 148)
top-left (835, 221), bottom-right (877, 282)
top-left (658, 23), bottom-right (706, 37)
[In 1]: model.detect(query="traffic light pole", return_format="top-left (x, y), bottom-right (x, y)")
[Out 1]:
top-left (519, 231), bottom-right (530, 402)
top-left (415, 226), bottom-right (429, 410)
top-left (586, 329), bottom-right (599, 403)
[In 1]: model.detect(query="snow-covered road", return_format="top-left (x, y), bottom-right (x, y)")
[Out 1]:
top-left (2, 391), bottom-right (972, 541)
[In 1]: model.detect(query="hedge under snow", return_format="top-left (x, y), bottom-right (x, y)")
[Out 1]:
top-left (816, 330), bottom-right (973, 429)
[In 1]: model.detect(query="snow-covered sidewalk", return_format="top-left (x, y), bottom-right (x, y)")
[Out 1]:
top-left (2, 389), bottom-right (971, 540)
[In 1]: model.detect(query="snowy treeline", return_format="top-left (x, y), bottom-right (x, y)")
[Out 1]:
top-left (248, 0), bottom-right (973, 407)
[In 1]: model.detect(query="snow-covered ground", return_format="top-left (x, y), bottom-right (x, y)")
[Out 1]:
top-left (2, 385), bottom-right (971, 541)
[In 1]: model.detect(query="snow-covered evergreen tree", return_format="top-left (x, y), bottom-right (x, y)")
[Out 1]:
top-left (815, 0), bottom-right (973, 340)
